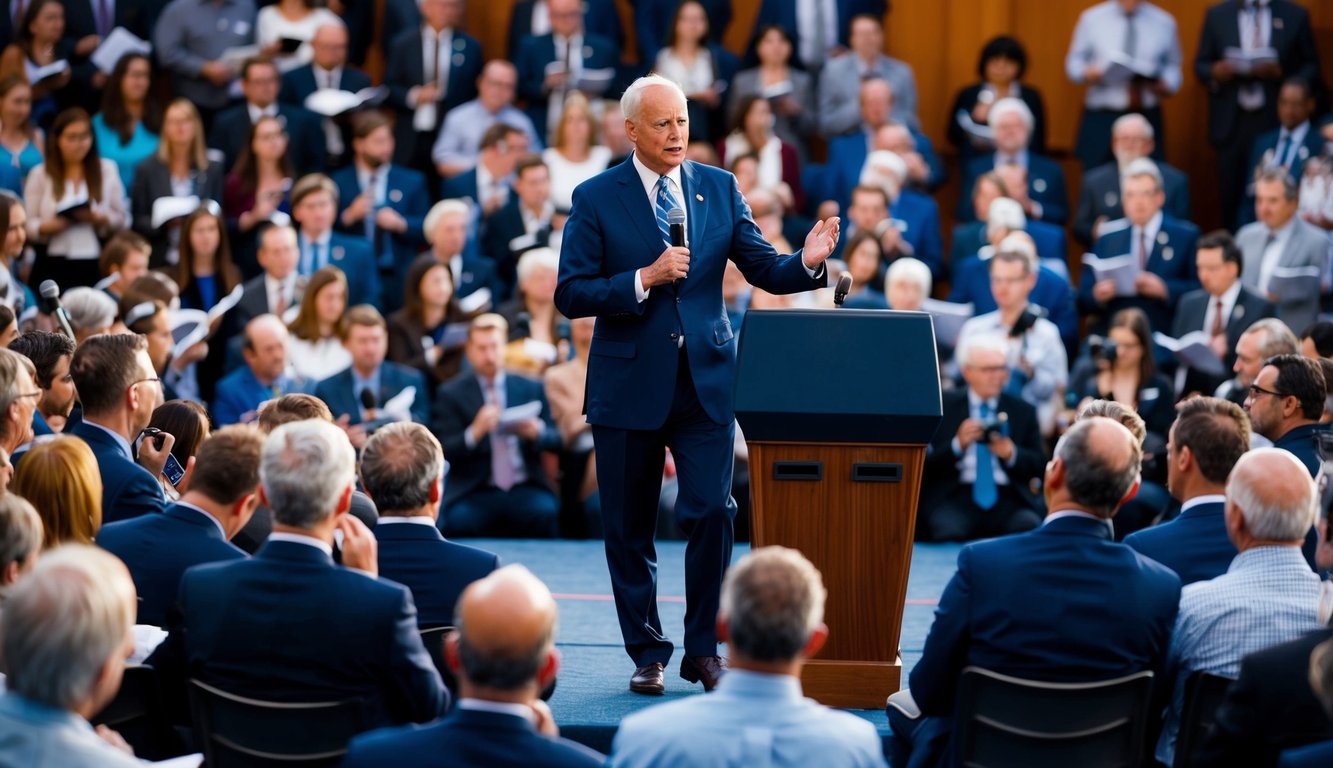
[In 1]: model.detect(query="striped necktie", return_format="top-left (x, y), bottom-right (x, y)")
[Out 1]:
top-left (654, 176), bottom-right (678, 248)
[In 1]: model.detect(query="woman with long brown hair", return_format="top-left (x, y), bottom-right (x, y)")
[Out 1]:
top-left (388, 254), bottom-right (474, 389)
top-left (0, 0), bottom-right (73, 129)
top-left (286, 265), bottom-right (350, 382)
top-left (176, 204), bottom-right (240, 312)
top-left (92, 52), bottom-right (161, 190)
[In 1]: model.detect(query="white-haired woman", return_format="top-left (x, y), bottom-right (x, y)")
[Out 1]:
top-left (498, 247), bottom-right (566, 377)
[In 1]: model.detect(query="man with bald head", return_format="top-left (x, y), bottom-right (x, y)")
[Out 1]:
top-left (557, 75), bottom-right (838, 696)
top-left (213, 314), bottom-right (308, 426)
top-left (344, 565), bottom-right (604, 766)
top-left (1155, 447), bottom-right (1324, 765)
top-left (890, 417), bottom-right (1181, 767)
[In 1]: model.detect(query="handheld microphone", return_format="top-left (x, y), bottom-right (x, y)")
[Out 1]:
top-left (666, 207), bottom-right (685, 248)
top-left (359, 388), bottom-right (377, 412)
top-left (833, 273), bottom-right (853, 307)
top-left (38, 280), bottom-right (75, 340)
top-left (359, 388), bottom-right (381, 432)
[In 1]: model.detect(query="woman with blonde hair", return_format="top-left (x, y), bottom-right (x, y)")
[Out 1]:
top-left (542, 93), bottom-right (610, 211)
top-left (130, 99), bottom-right (226, 266)
top-left (286, 265), bottom-right (351, 382)
top-left (11, 434), bottom-right (101, 547)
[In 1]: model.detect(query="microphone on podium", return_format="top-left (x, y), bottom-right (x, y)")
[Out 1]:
top-left (833, 273), bottom-right (853, 307)
top-left (39, 280), bottom-right (76, 339)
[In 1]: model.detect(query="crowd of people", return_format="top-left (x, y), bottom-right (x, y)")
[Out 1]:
top-left (0, 0), bottom-right (1331, 764)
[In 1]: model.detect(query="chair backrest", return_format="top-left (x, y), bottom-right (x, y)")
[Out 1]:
top-left (1173, 671), bottom-right (1235, 768)
top-left (188, 679), bottom-right (364, 768)
top-left (954, 666), bottom-right (1155, 768)
top-left (93, 664), bottom-right (160, 728)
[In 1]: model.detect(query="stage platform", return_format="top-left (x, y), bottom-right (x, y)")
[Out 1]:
top-left (476, 538), bottom-right (963, 754)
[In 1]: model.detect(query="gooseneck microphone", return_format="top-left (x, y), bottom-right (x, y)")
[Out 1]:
top-left (833, 273), bottom-right (853, 307)
top-left (39, 280), bottom-right (75, 340)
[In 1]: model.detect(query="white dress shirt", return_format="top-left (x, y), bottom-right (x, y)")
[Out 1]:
top-left (1065, 1), bottom-right (1183, 110)
top-left (1202, 279), bottom-right (1242, 337)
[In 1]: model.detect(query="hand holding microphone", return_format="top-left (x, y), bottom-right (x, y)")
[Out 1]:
top-left (644, 207), bottom-right (690, 288)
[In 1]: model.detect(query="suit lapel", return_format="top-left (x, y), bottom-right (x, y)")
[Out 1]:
top-left (615, 160), bottom-right (667, 260)
top-left (681, 161), bottom-right (710, 250)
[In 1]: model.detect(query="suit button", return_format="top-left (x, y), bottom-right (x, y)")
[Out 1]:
top-left (676, 297), bottom-right (681, 303)
top-left (669, 332), bottom-right (679, 341)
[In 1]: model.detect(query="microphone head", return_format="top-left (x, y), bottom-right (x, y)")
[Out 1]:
top-left (38, 280), bottom-right (59, 300)
top-left (666, 208), bottom-right (685, 226)
top-left (835, 273), bottom-right (853, 296)
top-left (359, 388), bottom-right (377, 410)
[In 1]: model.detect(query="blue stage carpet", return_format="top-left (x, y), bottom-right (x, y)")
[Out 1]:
top-left (474, 539), bottom-right (963, 754)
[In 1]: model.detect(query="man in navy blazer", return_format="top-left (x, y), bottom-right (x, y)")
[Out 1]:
top-left (360, 422), bottom-right (499, 628)
top-left (889, 417), bottom-right (1181, 767)
top-left (822, 80), bottom-right (944, 213)
top-left (482, 156), bottom-right (556, 299)
top-left (423, 199), bottom-right (497, 305)
top-left (278, 23), bottom-right (373, 107)
top-left (314, 306), bottom-right (430, 434)
top-left (1240, 78), bottom-right (1327, 227)
top-left (97, 426), bottom-right (263, 626)
top-left (208, 58), bottom-right (327, 177)
top-left (68, 334), bottom-right (168, 523)
top-left (332, 113), bottom-right (429, 313)
top-left (555, 76), bottom-right (837, 695)
top-left (291, 174), bottom-right (380, 309)
top-left (1072, 114), bottom-right (1191, 247)
top-left (343, 565), bottom-right (602, 767)
top-left (513, 0), bottom-right (619, 140)
top-left (1125, 397), bottom-right (1248, 584)
top-left (147, 419), bottom-right (448, 729)
top-left (957, 98), bottom-right (1068, 225)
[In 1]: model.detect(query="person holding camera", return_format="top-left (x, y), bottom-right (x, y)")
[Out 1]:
top-left (919, 334), bottom-right (1047, 542)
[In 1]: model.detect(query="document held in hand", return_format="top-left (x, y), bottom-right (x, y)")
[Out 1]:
top-left (1082, 252), bottom-right (1140, 297)
top-left (1153, 331), bottom-right (1226, 377)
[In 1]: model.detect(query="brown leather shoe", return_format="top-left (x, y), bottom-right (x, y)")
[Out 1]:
top-left (680, 655), bottom-right (727, 691)
top-left (630, 663), bottom-right (666, 695)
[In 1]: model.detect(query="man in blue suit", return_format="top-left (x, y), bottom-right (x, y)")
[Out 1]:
top-left (343, 565), bottom-right (602, 767)
top-left (555, 75), bottom-right (838, 696)
top-left (1240, 77), bottom-right (1327, 227)
top-left (332, 112), bottom-right (430, 313)
top-left (1073, 114), bottom-right (1192, 247)
top-left (147, 419), bottom-right (449, 728)
top-left (97, 426), bottom-right (263, 626)
top-left (68, 334), bottom-right (168, 523)
top-left (315, 306), bottom-right (430, 438)
top-left (423, 199), bottom-right (497, 304)
top-left (951, 169), bottom-right (1069, 271)
top-left (360, 422), bottom-right (499, 629)
top-left (1079, 158), bottom-right (1200, 335)
top-left (8, 331), bottom-right (76, 440)
top-left (1126, 397), bottom-right (1247, 584)
top-left (290, 174), bottom-right (380, 309)
top-left (214, 315), bottom-right (308, 427)
top-left (957, 98), bottom-right (1068, 225)
top-left (440, 123), bottom-right (529, 235)
top-left (209, 58), bottom-right (327, 177)
top-left (513, 0), bottom-right (619, 141)
top-left (278, 22), bottom-right (373, 107)
top-left (888, 417), bottom-right (1182, 767)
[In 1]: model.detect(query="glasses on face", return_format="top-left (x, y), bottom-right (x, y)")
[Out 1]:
top-left (969, 365), bottom-right (1009, 374)
top-left (132, 377), bottom-right (161, 391)
top-left (1248, 384), bottom-right (1290, 400)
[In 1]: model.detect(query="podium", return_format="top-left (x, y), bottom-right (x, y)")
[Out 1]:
top-left (734, 308), bottom-right (942, 709)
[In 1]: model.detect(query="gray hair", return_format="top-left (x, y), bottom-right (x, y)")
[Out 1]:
top-left (1, 545), bottom-right (135, 710)
top-left (1227, 447), bottom-right (1317, 540)
top-left (424, 199), bottom-right (470, 244)
top-left (860, 150), bottom-right (907, 193)
top-left (885, 257), bottom-right (931, 297)
top-left (997, 232), bottom-right (1039, 273)
top-left (62, 288), bottom-right (118, 333)
top-left (986, 196), bottom-right (1026, 239)
top-left (359, 423), bottom-right (445, 514)
top-left (0, 348), bottom-right (33, 444)
top-left (620, 74), bottom-right (685, 123)
top-left (719, 546), bottom-right (826, 662)
top-left (956, 334), bottom-right (1009, 369)
top-left (261, 420), bottom-right (356, 529)
top-left (1054, 417), bottom-right (1141, 518)
top-left (516, 247), bottom-right (560, 286)
top-left (1121, 157), bottom-right (1164, 193)
top-left (1255, 167), bottom-right (1299, 201)
top-left (989, 97), bottom-right (1034, 133)
top-left (1112, 112), bottom-right (1154, 140)
top-left (0, 493), bottom-right (41, 582)
top-left (1246, 318), bottom-right (1301, 358)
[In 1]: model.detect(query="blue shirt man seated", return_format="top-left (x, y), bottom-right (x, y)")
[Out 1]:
top-left (214, 314), bottom-right (308, 427)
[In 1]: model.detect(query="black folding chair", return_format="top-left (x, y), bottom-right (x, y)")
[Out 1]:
top-left (1173, 670), bottom-right (1234, 768)
top-left (91, 664), bottom-right (182, 760)
top-left (188, 679), bottom-right (363, 767)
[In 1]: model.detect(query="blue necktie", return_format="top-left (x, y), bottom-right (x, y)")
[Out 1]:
top-left (312, 242), bottom-right (324, 271)
top-left (1274, 131), bottom-right (1291, 168)
top-left (655, 176), bottom-right (677, 248)
top-left (973, 401), bottom-right (998, 510)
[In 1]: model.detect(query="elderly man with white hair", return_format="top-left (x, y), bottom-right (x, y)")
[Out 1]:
top-left (424, 198), bottom-right (496, 304)
top-left (858, 150), bottom-right (943, 279)
top-left (1155, 447), bottom-right (1324, 766)
top-left (1073, 113), bottom-right (1192, 247)
top-left (957, 97), bottom-right (1069, 225)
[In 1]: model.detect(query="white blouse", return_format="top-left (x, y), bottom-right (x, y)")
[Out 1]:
top-left (542, 146), bottom-right (611, 211)
top-left (23, 158), bottom-right (127, 259)
top-left (287, 335), bottom-right (351, 383)
top-left (255, 6), bottom-right (340, 72)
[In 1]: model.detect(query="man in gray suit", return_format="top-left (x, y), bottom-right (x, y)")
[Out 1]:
top-left (1237, 168), bottom-right (1330, 336)
top-left (817, 15), bottom-right (918, 137)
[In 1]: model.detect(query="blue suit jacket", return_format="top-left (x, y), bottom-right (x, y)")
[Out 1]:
top-left (213, 366), bottom-right (306, 427)
top-left (891, 190), bottom-right (943, 280)
top-left (1274, 423), bottom-right (1325, 478)
top-left (97, 503), bottom-right (247, 627)
top-left (514, 32), bottom-right (619, 138)
top-left (555, 158), bottom-right (825, 430)
top-left (146, 539), bottom-right (448, 728)
top-left (372, 522), bottom-right (499, 628)
top-left (948, 219), bottom-right (1068, 274)
top-left (1124, 501), bottom-right (1238, 586)
top-left (278, 64), bottom-right (373, 107)
top-left (313, 363), bottom-right (430, 427)
top-left (71, 421), bottom-right (164, 524)
top-left (822, 129), bottom-right (945, 215)
top-left (958, 152), bottom-right (1069, 225)
top-left (1280, 741), bottom-right (1333, 768)
top-left (947, 257), bottom-right (1079, 352)
top-left (1079, 215), bottom-right (1201, 334)
top-left (343, 707), bottom-right (605, 767)
top-left (911, 515), bottom-right (1181, 716)
top-left (1073, 160), bottom-right (1192, 247)
top-left (208, 104), bottom-right (327, 177)
top-left (330, 164), bottom-right (429, 301)
top-left (298, 232), bottom-right (381, 309)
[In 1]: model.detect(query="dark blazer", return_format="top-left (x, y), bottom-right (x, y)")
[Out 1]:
top-left (513, 31), bottom-right (619, 138)
top-left (823, 128), bottom-right (945, 212)
top-left (948, 219), bottom-right (1068, 277)
top-left (556, 158), bottom-right (824, 431)
top-left (1193, 0), bottom-right (1321, 146)
top-left (233, 273), bottom-right (272, 331)
top-left (1274, 422), bottom-right (1325, 477)
top-left (958, 152), bottom-right (1069, 225)
top-left (298, 232), bottom-right (380, 309)
top-left (947, 82), bottom-right (1047, 161)
top-left (889, 190), bottom-right (943, 281)
top-left (947, 257), bottom-right (1079, 353)
top-left (1171, 285), bottom-right (1275, 396)
top-left (96, 502), bottom-right (247, 627)
top-left (1278, 741), bottom-right (1333, 768)
top-left (921, 390), bottom-right (1046, 515)
top-left (440, 168), bottom-right (481, 207)
top-left (1069, 366), bottom-right (1177, 440)
top-left (129, 156), bottom-right (226, 265)
top-left (746, 0), bottom-right (885, 69)
top-left (384, 25), bottom-right (484, 163)
top-left (279, 63), bottom-right (373, 107)
top-left (509, 0), bottom-right (625, 58)
top-left (313, 362), bottom-right (430, 426)
top-left (330, 163), bottom-right (429, 305)
top-left (208, 104), bottom-right (327, 177)
top-left (1072, 160), bottom-right (1192, 247)
top-left (631, 0), bottom-right (729, 64)
top-left (147, 539), bottom-right (449, 727)
top-left (372, 521), bottom-right (499, 628)
top-left (431, 371), bottom-right (561, 509)
top-left (1078, 214), bottom-right (1202, 335)
top-left (71, 420), bottom-right (165, 523)
top-left (910, 515), bottom-right (1181, 716)
top-left (480, 197), bottom-right (551, 299)
top-left (60, 0), bottom-right (150, 46)
top-left (386, 305), bottom-right (474, 390)
top-left (1196, 628), bottom-right (1333, 768)
top-left (343, 707), bottom-right (605, 768)
top-left (1123, 500), bottom-right (1237, 585)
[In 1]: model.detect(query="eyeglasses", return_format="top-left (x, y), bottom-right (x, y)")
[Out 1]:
top-left (1248, 384), bottom-right (1290, 400)
top-left (132, 377), bottom-right (161, 389)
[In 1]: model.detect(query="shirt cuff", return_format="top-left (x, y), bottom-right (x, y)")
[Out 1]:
top-left (951, 437), bottom-right (963, 457)
top-left (635, 269), bottom-right (650, 302)
top-left (464, 428), bottom-right (478, 450)
top-left (1030, 200), bottom-right (1044, 220)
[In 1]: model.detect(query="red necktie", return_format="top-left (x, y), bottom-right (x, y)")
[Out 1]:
top-left (1212, 298), bottom-right (1225, 337)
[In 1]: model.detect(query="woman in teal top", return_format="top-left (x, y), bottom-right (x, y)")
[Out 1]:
top-left (0, 77), bottom-right (43, 180)
top-left (90, 53), bottom-right (159, 190)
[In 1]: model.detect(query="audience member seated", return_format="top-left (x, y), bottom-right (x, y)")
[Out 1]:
top-left (210, 57), bottom-right (326, 177)
top-left (97, 425), bottom-right (263, 627)
top-left (513, 0), bottom-right (617, 143)
top-left (12, 435), bottom-right (101, 546)
top-left (389, 254), bottom-right (476, 392)
top-left (147, 400), bottom-right (210, 496)
top-left (255, 0), bottom-right (339, 74)
top-left (649, 0), bottom-right (737, 144)
top-left (1079, 158), bottom-right (1200, 335)
top-left (1241, 78), bottom-right (1325, 227)
top-left (130, 99), bottom-right (226, 267)
top-left (343, 564), bottom-right (599, 767)
top-left (148, 419), bottom-right (449, 728)
top-left (231, 393), bottom-right (333, 552)
top-left (123, 298), bottom-right (205, 404)
top-left (91, 53), bottom-right (159, 191)
top-left (543, 94), bottom-right (611, 213)
top-left (60, 286), bottom-right (118, 344)
top-left (315, 305), bottom-right (430, 444)
top-left (838, 231), bottom-right (887, 309)
top-left (1156, 447), bottom-right (1324, 765)
top-left (8, 330), bottom-right (71, 438)
top-left (432, 313), bottom-right (560, 538)
top-left (0, 493), bottom-right (40, 602)
top-left (0, 0), bottom-right (75, 130)
top-left (886, 257), bottom-right (930, 312)
top-left (153, 0), bottom-right (253, 118)
top-left (441, 123), bottom-right (529, 225)
top-left (726, 25), bottom-right (815, 163)
top-left (1172, 230), bottom-right (1276, 398)
top-left (0, 191), bottom-right (33, 314)
top-left (0, 546), bottom-right (143, 767)
top-left (68, 333), bottom-right (167, 521)
top-left (919, 334), bottom-right (1047, 542)
top-left (289, 173), bottom-right (379, 308)
top-left (175, 206), bottom-right (242, 404)
top-left (424, 198), bottom-right (495, 303)
top-left (0, 77), bottom-right (44, 181)
top-left (819, 14), bottom-right (918, 138)
top-left (286, 265), bottom-right (352, 382)
top-left (1125, 396), bottom-right (1249, 584)
top-left (610, 547), bottom-right (886, 767)
top-left (235, 223), bottom-right (301, 330)
top-left (839, 184), bottom-right (908, 271)
top-left (1237, 168), bottom-right (1330, 336)
top-left (97, 231), bottom-right (150, 303)
top-left (499, 248), bottom-right (567, 378)
top-left (857, 151), bottom-right (941, 279)
top-left (957, 97), bottom-right (1067, 225)
top-left (947, 35), bottom-right (1047, 166)
top-left (890, 417), bottom-right (1180, 768)
top-left (279, 20), bottom-right (371, 106)
top-left (1073, 113), bottom-right (1191, 247)
top-left (823, 79), bottom-right (943, 213)
top-left (1274, 641), bottom-right (1333, 767)
top-left (950, 168), bottom-right (1068, 274)
top-left (214, 314), bottom-right (308, 426)
top-left (1302, 322), bottom-right (1333, 360)
top-left (483, 155), bottom-right (557, 298)
top-left (360, 422), bottom-right (499, 628)
top-left (1244, 353), bottom-right (1326, 476)
top-left (1217, 318), bottom-right (1300, 409)
top-left (432, 60), bottom-right (541, 180)
top-left (746, 0), bottom-right (886, 75)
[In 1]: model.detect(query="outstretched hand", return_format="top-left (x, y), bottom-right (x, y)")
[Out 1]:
top-left (801, 217), bottom-right (841, 270)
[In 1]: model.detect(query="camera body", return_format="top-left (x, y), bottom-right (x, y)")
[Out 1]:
top-left (1087, 334), bottom-right (1118, 365)
top-left (1008, 304), bottom-right (1046, 338)
top-left (980, 411), bottom-right (1009, 443)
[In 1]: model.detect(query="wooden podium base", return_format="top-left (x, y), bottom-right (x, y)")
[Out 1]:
top-left (801, 657), bottom-right (902, 710)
